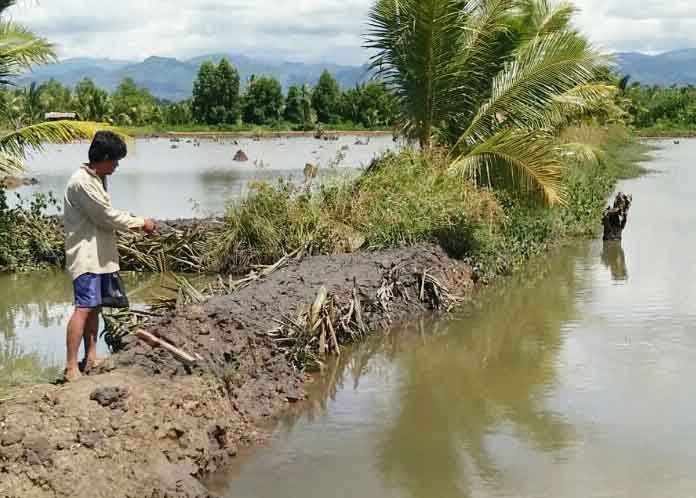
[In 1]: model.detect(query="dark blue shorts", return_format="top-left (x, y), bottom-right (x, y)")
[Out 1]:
top-left (73, 272), bottom-right (121, 308)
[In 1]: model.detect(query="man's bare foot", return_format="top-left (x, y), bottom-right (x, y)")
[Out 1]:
top-left (63, 368), bottom-right (82, 383)
top-left (80, 358), bottom-right (107, 373)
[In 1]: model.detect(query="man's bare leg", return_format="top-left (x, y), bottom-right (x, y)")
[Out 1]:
top-left (66, 308), bottom-right (98, 381)
top-left (82, 309), bottom-right (101, 370)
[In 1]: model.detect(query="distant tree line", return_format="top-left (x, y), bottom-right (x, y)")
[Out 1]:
top-left (623, 80), bottom-right (696, 130)
top-left (0, 58), bottom-right (397, 130)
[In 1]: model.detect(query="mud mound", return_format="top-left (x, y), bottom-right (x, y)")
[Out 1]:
top-left (0, 244), bottom-right (472, 498)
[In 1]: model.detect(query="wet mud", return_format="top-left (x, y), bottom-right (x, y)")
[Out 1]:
top-left (0, 244), bottom-right (472, 498)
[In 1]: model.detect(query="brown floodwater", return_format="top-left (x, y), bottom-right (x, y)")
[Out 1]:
top-left (3, 138), bottom-right (695, 497)
top-left (0, 271), bottom-right (180, 388)
top-left (204, 139), bottom-right (696, 498)
top-left (1, 134), bottom-right (398, 388)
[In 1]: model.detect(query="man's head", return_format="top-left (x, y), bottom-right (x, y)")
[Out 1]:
top-left (88, 131), bottom-right (127, 176)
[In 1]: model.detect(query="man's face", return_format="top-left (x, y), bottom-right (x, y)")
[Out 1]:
top-left (104, 159), bottom-right (119, 176)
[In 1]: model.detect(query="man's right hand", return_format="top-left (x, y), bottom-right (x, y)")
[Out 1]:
top-left (143, 218), bottom-right (156, 235)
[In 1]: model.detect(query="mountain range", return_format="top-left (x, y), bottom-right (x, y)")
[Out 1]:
top-left (614, 49), bottom-right (696, 86)
top-left (15, 48), bottom-right (696, 101)
top-left (17, 53), bottom-right (371, 101)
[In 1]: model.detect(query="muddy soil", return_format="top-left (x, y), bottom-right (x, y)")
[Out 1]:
top-left (0, 244), bottom-right (472, 498)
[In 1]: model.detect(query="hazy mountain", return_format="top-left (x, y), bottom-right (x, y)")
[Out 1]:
top-left (615, 49), bottom-right (696, 86)
top-left (17, 53), bottom-right (372, 101)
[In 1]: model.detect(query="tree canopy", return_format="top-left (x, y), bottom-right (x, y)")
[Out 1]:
top-left (242, 75), bottom-right (284, 125)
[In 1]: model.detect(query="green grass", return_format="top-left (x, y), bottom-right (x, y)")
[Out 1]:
top-left (209, 126), bottom-right (651, 278)
top-left (636, 124), bottom-right (696, 137)
top-left (208, 149), bottom-right (503, 273)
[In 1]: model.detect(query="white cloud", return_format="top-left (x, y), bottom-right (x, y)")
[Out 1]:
top-left (7, 0), bottom-right (696, 64)
top-left (573, 0), bottom-right (696, 54)
top-left (7, 0), bottom-right (374, 64)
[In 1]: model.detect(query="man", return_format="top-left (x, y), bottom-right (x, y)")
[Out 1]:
top-left (63, 131), bottom-right (155, 381)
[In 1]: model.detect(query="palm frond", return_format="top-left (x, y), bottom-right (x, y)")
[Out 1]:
top-left (450, 129), bottom-right (567, 205)
top-left (545, 84), bottom-right (618, 129)
top-left (0, 21), bottom-right (55, 84)
top-left (365, 0), bottom-right (475, 147)
top-left (456, 31), bottom-right (609, 146)
top-left (450, 0), bottom-right (515, 106)
top-left (0, 150), bottom-right (25, 176)
top-left (518, 0), bottom-right (576, 38)
top-left (0, 121), bottom-right (116, 160)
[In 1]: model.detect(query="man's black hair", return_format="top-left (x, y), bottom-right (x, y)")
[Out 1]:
top-left (88, 131), bottom-right (127, 163)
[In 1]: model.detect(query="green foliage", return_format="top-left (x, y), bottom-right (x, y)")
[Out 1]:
top-left (161, 99), bottom-right (193, 126)
top-left (209, 149), bottom-right (503, 273)
top-left (366, 0), bottom-right (611, 204)
top-left (191, 58), bottom-right (241, 125)
top-left (340, 82), bottom-right (396, 128)
top-left (74, 78), bottom-right (111, 121)
top-left (284, 84), bottom-right (314, 128)
top-left (0, 4), bottom-right (110, 176)
top-left (625, 83), bottom-right (696, 132)
top-left (0, 188), bottom-right (64, 271)
top-left (312, 70), bottom-right (342, 124)
top-left (242, 76), bottom-right (284, 125)
top-left (38, 78), bottom-right (72, 112)
top-left (473, 126), bottom-right (650, 277)
top-left (111, 77), bottom-right (159, 126)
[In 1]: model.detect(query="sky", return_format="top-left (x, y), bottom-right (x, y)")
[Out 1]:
top-left (7, 0), bottom-right (696, 65)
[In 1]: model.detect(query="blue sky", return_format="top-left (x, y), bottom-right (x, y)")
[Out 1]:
top-left (8, 0), bottom-right (696, 64)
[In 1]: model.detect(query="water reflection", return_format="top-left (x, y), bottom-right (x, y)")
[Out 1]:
top-left (0, 271), bottom-right (175, 389)
top-left (601, 241), bottom-right (628, 282)
top-left (216, 245), bottom-right (593, 498)
top-left (377, 246), bottom-right (586, 498)
top-left (0, 270), bottom-right (73, 339)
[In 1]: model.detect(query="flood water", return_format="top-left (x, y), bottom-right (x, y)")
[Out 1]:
top-left (10, 135), bottom-right (398, 219)
top-left (0, 271), bottom-right (183, 388)
top-left (1, 134), bottom-right (396, 390)
top-left (3, 137), bottom-right (695, 496)
top-left (205, 139), bottom-right (696, 498)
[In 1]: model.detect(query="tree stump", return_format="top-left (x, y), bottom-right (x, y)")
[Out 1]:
top-left (602, 192), bottom-right (632, 241)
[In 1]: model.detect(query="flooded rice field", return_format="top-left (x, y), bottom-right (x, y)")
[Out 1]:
top-left (9, 134), bottom-right (399, 219)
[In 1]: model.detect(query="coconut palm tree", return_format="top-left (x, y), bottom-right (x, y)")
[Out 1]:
top-left (0, 0), bottom-right (111, 177)
top-left (366, 0), bottom-right (612, 205)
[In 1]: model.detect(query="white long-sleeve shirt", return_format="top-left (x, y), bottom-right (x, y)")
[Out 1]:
top-left (64, 167), bottom-right (145, 280)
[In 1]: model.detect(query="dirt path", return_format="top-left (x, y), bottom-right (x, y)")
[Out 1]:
top-left (0, 245), bottom-right (473, 498)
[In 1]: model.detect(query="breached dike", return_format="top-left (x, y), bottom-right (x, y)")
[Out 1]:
top-left (0, 244), bottom-right (474, 498)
